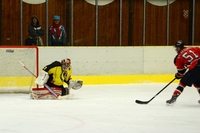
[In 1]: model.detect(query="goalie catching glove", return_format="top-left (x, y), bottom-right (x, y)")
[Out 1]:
top-left (35, 70), bottom-right (49, 86)
top-left (68, 79), bottom-right (83, 90)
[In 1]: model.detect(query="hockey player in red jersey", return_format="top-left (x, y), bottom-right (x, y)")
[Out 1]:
top-left (166, 40), bottom-right (200, 105)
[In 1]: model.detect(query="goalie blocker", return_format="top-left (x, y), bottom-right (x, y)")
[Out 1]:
top-left (31, 79), bottom-right (83, 100)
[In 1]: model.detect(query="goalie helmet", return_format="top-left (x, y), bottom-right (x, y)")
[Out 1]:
top-left (61, 58), bottom-right (71, 70)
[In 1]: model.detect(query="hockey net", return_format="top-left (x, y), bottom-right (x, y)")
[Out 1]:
top-left (0, 46), bottom-right (38, 93)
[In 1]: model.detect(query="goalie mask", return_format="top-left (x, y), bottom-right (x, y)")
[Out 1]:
top-left (61, 58), bottom-right (71, 71)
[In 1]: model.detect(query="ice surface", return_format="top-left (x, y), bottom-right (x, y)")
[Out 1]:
top-left (0, 83), bottom-right (200, 133)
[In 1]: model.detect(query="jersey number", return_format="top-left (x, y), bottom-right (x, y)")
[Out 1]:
top-left (182, 50), bottom-right (198, 62)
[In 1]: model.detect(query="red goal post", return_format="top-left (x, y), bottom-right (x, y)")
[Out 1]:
top-left (0, 46), bottom-right (39, 93)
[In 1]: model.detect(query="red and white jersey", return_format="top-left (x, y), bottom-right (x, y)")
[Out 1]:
top-left (175, 47), bottom-right (200, 71)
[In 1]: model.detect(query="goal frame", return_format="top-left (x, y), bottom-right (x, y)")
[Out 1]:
top-left (0, 45), bottom-right (39, 93)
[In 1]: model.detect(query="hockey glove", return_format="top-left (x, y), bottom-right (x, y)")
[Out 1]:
top-left (35, 70), bottom-right (49, 86)
top-left (175, 73), bottom-right (183, 79)
top-left (68, 79), bottom-right (83, 90)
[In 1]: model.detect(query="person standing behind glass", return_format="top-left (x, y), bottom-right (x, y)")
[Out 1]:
top-left (48, 15), bottom-right (66, 46)
top-left (28, 15), bottom-right (44, 46)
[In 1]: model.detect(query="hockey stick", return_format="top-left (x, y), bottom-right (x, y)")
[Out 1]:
top-left (135, 78), bottom-right (176, 104)
top-left (19, 61), bottom-right (59, 98)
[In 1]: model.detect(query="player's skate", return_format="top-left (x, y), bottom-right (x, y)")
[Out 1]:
top-left (29, 92), bottom-right (39, 100)
top-left (30, 93), bottom-right (34, 99)
top-left (198, 100), bottom-right (200, 104)
top-left (166, 95), bottom-right (178, 105)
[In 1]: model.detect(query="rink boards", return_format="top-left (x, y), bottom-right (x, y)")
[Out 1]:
top-left (0, 74), bottom-right (178, 87)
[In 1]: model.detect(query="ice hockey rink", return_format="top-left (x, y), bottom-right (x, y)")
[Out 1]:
top-left (0, 83), bottom-right (200, 133)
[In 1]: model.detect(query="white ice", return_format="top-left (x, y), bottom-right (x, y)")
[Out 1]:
top-left (0, 83), bottom-right (200, 133)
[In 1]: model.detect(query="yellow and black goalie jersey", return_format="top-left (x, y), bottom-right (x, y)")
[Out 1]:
top-left (42, 61), bottom-right (72, 87)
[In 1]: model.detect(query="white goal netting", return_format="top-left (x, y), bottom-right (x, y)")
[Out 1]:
top-left (0, 46), bottom-right (38, 93)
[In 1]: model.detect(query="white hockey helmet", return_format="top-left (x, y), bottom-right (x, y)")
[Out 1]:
top-left (61, 58), bottom-right (71, 70)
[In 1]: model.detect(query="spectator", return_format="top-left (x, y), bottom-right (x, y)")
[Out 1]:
top-left (48, 15), bottom-right (66, 46)
top-left (27, 15), bottom-right (44, 46)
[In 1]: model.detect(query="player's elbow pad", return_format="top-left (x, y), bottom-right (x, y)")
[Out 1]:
top-left (35, 70), bottom-right (49, 86)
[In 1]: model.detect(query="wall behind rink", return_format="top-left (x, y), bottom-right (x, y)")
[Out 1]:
top-left (39, 46), bottom-right (177, 84)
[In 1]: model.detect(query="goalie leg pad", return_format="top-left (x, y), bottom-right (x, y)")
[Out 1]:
top-left (31, 87), bottom-right (62, 99)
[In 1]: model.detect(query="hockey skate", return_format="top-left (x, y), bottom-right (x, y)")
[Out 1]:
top-left (198, 100), bottom-right (200, 104)
top-left (30, 93), bottom-right (34, 99)
top-left (166, 95), bottom-right (178, 105)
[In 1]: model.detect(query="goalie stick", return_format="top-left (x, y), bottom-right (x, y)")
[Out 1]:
top-left (19, 61), bottom-right (73, 99)
top-left (135, 78), bottom-right (176, 104)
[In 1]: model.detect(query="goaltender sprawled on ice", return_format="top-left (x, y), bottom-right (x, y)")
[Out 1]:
top-left (31, 58), bottom-right (83, 99)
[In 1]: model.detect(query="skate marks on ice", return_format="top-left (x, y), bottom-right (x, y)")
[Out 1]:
top-left (0, 84), bottom-right (200, 133)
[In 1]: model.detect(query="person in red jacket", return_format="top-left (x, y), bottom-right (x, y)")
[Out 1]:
top-left (48, 15), bottom-right (66, 46)
top-left (166, 40), bottom-right (200, 105)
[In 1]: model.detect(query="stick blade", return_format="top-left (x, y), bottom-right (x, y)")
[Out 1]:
top-left (135, 100), bottom-right (149, 104)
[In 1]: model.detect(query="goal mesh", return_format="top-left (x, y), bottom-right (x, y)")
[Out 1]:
top-left (0, 46), bottom-right (38, 93)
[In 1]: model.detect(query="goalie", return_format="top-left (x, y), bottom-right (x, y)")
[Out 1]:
top-left (31, 58), bottom-right (83, 99)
